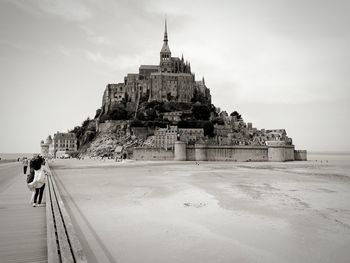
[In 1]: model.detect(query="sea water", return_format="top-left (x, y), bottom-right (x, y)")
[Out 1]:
top-left (0, 153), bottom-right (36, 161)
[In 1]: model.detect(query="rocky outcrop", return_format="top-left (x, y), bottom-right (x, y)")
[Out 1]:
top-left (80, 125), bottom-right (146, 158)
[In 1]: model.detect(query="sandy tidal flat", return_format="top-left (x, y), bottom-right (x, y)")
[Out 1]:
top-left (50, 155), bottom-right (350, 263)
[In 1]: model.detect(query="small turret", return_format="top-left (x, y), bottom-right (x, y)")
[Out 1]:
top-left (46, 135), bottom-right (52, 145)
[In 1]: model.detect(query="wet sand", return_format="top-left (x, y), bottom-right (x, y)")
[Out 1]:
top-left (50, 157), bottom-right (350, 263)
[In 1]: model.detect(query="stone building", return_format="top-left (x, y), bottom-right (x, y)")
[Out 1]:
top-left (154, 125), bottom-right (178, 150)
top-left (179, 128), bottom-right (205, 145)
top-left (163, 110), bottom-right (192, 122)
top-left (41, 132), bottom-right (77, 158)
top-left (53, 132), bottom-right (77, 153)
top-left (265, 129), bottom-right (293, 146)
top-left (153, 125), bottom-right (205, 150)
top-left (101, 20), bottom-right (211, 115)
top-left (212, 116), bottom-right (294, 147)
top-left (40, 135), bottom-right (53, 158)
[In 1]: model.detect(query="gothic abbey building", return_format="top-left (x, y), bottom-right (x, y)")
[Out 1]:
top-left (101, 21), bottom-right (211, 115)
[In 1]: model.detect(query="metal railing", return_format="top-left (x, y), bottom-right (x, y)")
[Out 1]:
top-left (46, 165), bottom-right (88, 263)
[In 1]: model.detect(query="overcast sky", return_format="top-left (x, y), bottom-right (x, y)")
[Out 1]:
top-left (1, 0), bottom-right (349, 153)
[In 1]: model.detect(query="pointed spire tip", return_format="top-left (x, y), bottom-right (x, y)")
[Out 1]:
top-left (163, 17), bottom-right (168, 42)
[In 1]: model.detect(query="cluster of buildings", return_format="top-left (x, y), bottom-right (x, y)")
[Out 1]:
top-left (153, 126), bottom-right (204, 150)
top-left (40, 132), bottom-right (77, 158)
top-left (41, 21), bottom-right (306, 162)
top-left (100, 20), bottom-right (211, 117)
top-left (97, 21), bottom-right (294, 154)
top-left (149, 114), bottom-right (293, 151)
top-left (211, 114), bottom-right (293, 147)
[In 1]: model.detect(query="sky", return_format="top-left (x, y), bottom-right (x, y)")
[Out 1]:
top-left (0, 0), bottom-right (349, 153)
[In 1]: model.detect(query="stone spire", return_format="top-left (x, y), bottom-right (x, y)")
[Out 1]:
top-left (164, 18), bottom-right (168, 43)
top-left (160, 19), bottom-right (171, 55)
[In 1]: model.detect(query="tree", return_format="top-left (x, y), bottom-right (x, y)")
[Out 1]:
top-left (180, 112), bottom-right (193, 120)
top-left (145, 108), bottom-right (157, 121)
top-left (82, 117), bottom-right (90, 128)
top-left (202, 121), bottom-right (214, 137)
top-left (136, 112), bottom-right (146, 121)
top-left (167, 92), bottom-right (176, 101)
top-left (107, 106), bottom-right (127, 120)
top-left (230, 111), bottom-right (242, 120)
top-left (139, 90), bottom-right (149, 104)
top-left (94, 108), bottom-right (102, 119)
top-left (212, 117), bottom-right (225, 125)
top-left (192, 104), bottom-right (211, 120)
top-left (130, 119), bottom-right (144, 127)
top-left (154, 103), bottom-right (166, 113)
top-left (146, 100), bottom-right (160, 109)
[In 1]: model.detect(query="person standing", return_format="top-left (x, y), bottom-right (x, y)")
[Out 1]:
top-left (22, 157), bottom-right (29, 174)
top-left (27, 157), bottom-right (50, 207)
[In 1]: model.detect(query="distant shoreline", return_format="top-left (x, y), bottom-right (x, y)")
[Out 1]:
top-left (0, 159), bottom-right (16, 164)
top-left (308, 151), bottom-right (350, 155)
top-left (0, 153), bottom-right (35, 160)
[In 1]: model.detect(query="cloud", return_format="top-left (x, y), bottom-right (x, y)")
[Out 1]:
top-left (79, 25), bottom-right (111, 46)
top-left (7, 0), bottom-right (41, 16)
top-left (85, 50), bottom-right (139, 72)
top-left (9, 0), bottom-right (92, 22)
top-left (58, 45), bottom-right (72, 57)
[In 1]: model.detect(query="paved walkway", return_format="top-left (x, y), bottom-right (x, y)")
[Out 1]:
top-left (0, 163), bottom-right (47, 263)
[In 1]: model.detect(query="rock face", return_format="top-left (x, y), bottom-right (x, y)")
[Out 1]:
top-left (81, 121), bottom-right (145, 158)
top-left (83, 133), bottom-right (119, 157)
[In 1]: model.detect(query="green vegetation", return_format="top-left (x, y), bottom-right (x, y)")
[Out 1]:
top-left (70, 117), bottom-right (96, 148)
top-left (94, 108), bottom-right (101, 119)
top-left (74, 99), bottom-right (235, 152)
top-left (178, 120), bottom-right (214, 137)
top-left (99, 106), bottom-right (128, 122)
top-left (191, 89), bottom-right (210, 104)
top-left (192, 104), bottom-right (211, 120)
top-left (230, 111), bottom-right (242, 120)
top-left (211, 117), bottom-right (225, 125)
top-left (144, 101), bottom-right (192, 113)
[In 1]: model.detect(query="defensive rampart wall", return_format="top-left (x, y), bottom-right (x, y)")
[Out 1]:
top-left (205, 145), bottom-right (268, 161)
top-left (133, 143), bottom-right (302, 162)
top-left (294, 150), bottom-right (307, 161)
top-left (186, 146), bottom-right (196, 161)
top-left (133, 147), bottom-right (174, 160)
top-left (267, 145), bottom-right (295, 162)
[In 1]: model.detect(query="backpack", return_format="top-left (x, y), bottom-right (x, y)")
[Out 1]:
top-left (27, 169), bottom-right (34, 184)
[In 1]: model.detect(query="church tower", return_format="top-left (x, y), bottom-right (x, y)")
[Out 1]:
top-left (160, 19), bottom-right (172, 72)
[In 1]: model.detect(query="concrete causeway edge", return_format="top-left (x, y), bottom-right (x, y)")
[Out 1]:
top-left (46, 163), bottom-right (88, 263)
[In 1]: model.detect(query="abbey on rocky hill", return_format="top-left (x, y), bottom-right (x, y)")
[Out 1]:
top-left (101, 20), bottom-right (211, 115)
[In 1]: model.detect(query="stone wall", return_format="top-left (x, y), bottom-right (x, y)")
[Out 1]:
top-left (294, 150), bottom-right (307, 161)
top-left (284, 146), bottom-right (295, 161)
top-left (174, 141), bottom-right (186, 161)
top-left (205, 146), bottom-right (268, 161)
top-left (133, 147), bottom-right (174, 160)
top-left (267, 145), bottom-right (295, 162)
top-left (186, 146), bottom-right (196, 161)
top-left (134, 144), bottom-right (298, 162)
